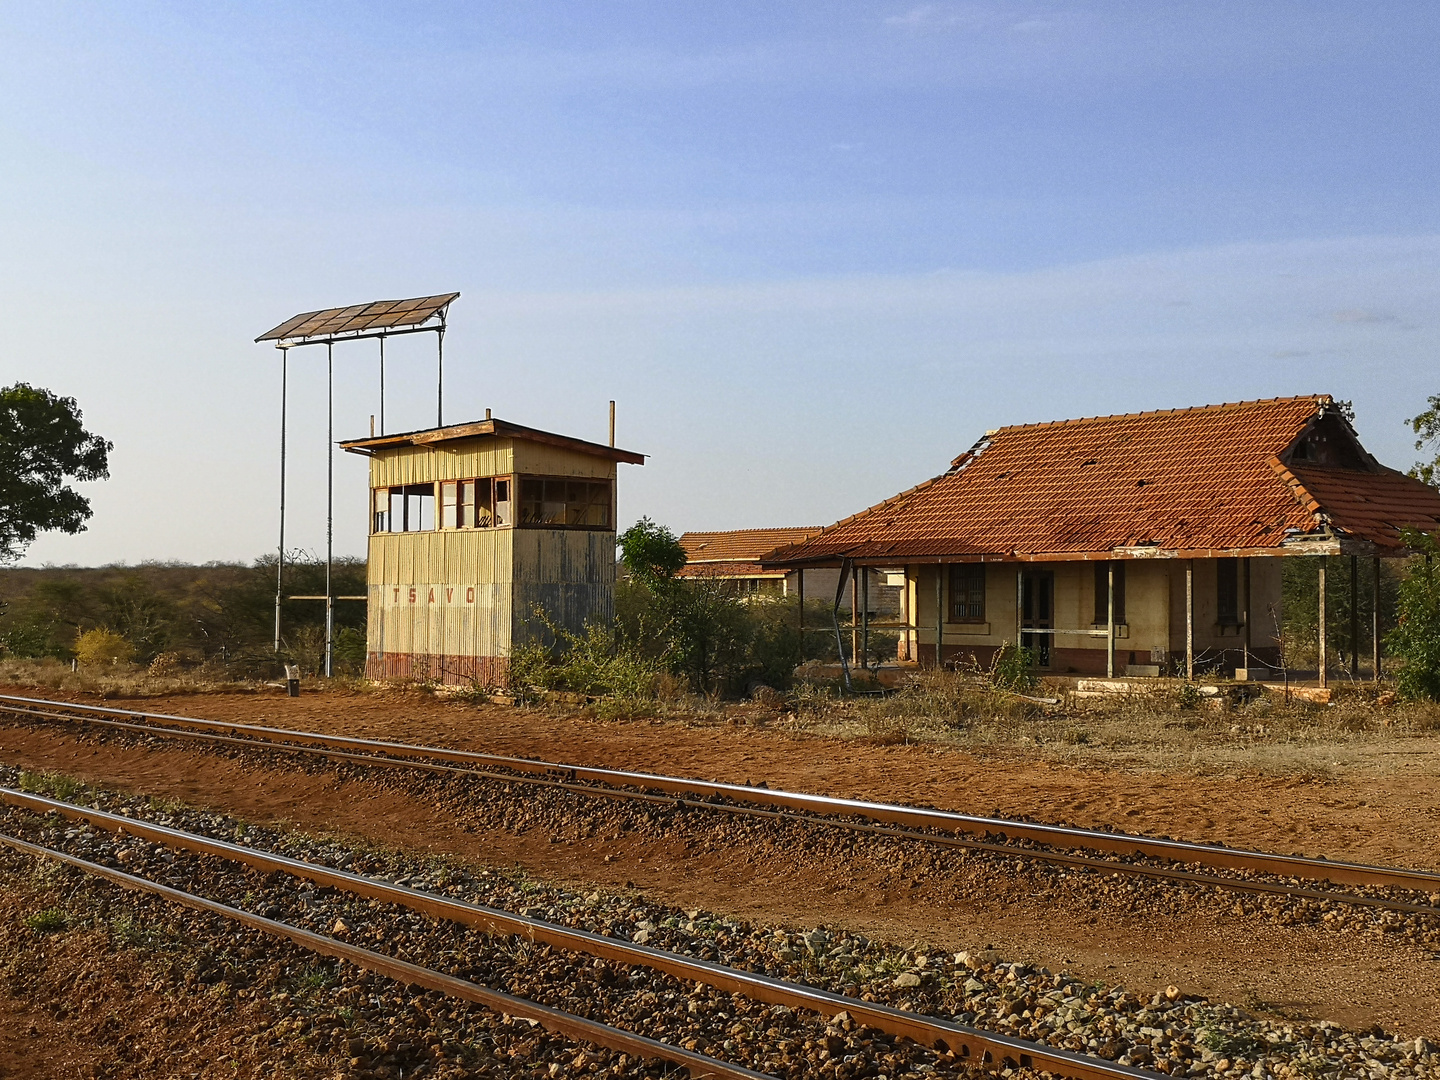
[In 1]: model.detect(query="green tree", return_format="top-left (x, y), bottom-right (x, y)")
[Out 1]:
top-left (1386, 531), bottom-right (1440, 701)
top-left (617, 517), bottom-right (687, 585)
top-left (1405, 394), bottom-right (1440, 487)
top-left (0, 384), bottom-right (111, 562)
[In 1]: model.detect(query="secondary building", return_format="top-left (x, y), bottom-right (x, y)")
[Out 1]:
top-left (764, 395), bottom-right (1440, 680)
top-left (341, 417), bottom-right (644, 685)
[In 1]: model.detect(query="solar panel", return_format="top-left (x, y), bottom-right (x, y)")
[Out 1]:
top-left (256, 292), bottom-right (460, 342)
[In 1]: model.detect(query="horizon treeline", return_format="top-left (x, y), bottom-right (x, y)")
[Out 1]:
top-left (0, 556), bottom-right (367, 676)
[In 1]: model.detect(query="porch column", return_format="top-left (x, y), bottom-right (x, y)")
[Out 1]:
top-left (1185, 560), bottom-right (1194, 681)
top-left (935, 564), bottom-right (944, 670)
top-left (1243, 558), bottom-right (1253, 671)
top-left (1349, 555), bottom-right (1359, 677)
top-left (1372, 556), bottom-right (1381, 682)
top-left (1106, 561), bottom-right (1116, 678)
top-left (1317, 557), bottom-right (1328, 689)
top-left (861, 566), bottom-right (870, 671)
top-left (851, 568), bottom-right (859, 667)
top-left (1015, 567), bottom-right (1023, 656)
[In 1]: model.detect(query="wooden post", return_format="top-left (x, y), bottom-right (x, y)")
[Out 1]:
top-left (900, 566), bottom-right (911, 661)
top-left (1185, 560), bottom-right (1194, 681)
top-left (1015, 567), bottom-right (1024, 659)
top-left (861, 566), bottom-right (870, 671)
top-left (1106, 561), bottom-right (1116, 678)
top-left (935, 564), bottom-right (944, 670)
top-left (1243, 558), bottom-right (1252, 671)
top-left (851, 567), bottom-right (860, 668)
top-left (1372, 556), bottom-right (1381, 682)
top-left (1317, 557), bottom-right (1327, 689)
top-left (1349, 555), bottom-right (1358, 678)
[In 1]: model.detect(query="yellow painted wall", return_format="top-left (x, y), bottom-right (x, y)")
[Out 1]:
top-left (513, 442), bottom-right (618, 479)
top-left (368, 437), bottom-right (515, 487)
top-left (907, 557), bottom-right (1285, 658)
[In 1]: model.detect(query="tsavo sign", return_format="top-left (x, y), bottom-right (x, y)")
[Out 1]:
top-left (386, 585), bottom-right (480, 606)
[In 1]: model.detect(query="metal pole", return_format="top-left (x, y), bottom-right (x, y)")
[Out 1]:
top-left (797, 567), bottom-right (804, 646)
top-left (1185, 560), bottom-right (1194, 681)
top-left (1372, 556), bottom-right (1381, 682)
top-left (861, 566), bottom-right (870, 671)
top-left (1317, 557), bottom-right (1327, 689)
top-left (1349, 555), bottom-right (1359, 679)
top-left (325, 342), bottom-right (334, 679)
top-left (1106, 562), bottom-right (1115, 678)
top-left (851, 566), bottom-right (859, 666)
top-left (436, 327), bottom-right (445, 428)
top-left (378, 335), bottom-right (385, 436)
top-left (274, 347), bottom-right (288, 653)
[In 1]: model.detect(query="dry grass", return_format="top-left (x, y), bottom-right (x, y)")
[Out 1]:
top-left (0, 657), bottom-right (366, 699)
top-left (780, 670), bottom-right (1440, 777)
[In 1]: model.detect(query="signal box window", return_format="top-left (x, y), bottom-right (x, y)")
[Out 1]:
top-left (374, 484), bottom-right (434, 533)
top-left (517, 477), bottom-right (612, 528)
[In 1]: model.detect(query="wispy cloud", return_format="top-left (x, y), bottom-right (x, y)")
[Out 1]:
top-left (1332, 308), bottom-right (1398, 324)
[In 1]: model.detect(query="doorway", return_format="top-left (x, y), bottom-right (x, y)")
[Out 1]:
top-left (1021, 570), bottom-right (1054, 667)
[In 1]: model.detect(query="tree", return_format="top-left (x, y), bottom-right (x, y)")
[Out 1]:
top-left (1405, 394), bottom-right (1440, 487)
top-left (0, 384), bottom-right (111, 562)
top-left (617, 517), bottom-right (687, 585)
top-left (1387, 531), bottom-right (1440, 701)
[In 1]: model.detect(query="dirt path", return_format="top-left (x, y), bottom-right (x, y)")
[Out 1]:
top-left (1, 710), bottom-right (1438, 1041)
top-left (20, 686), bottom-right (1439, 870)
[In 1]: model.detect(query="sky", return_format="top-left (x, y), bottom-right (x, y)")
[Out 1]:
top-left (3, 2), bottom-right (1439, 566)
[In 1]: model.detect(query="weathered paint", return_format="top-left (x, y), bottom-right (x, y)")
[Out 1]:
top-left (905, 558), bottom-right (1282, 674)
top-left (368, 438), bottom-right (516, 488)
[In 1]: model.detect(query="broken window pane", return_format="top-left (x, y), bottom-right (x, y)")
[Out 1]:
top-left (494, 478), bottom-right (512, 526)
top-left (373, 489), bottom-right (390, 533)
top-left (440, 481), bottom-right (458, 530)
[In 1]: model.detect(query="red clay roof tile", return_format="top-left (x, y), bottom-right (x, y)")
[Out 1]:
top-left (765, 395), bottom-right (1439, 564)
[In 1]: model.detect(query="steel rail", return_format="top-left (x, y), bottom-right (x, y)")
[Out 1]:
top-left (0, 830), bottom-right (772, 1080)
top-left (3, 693), bottom-right (1439, 896)
top-left (0, 786), bottom-right (1156, 1080)
top-left (4, 699), bottom-right (1436, 915)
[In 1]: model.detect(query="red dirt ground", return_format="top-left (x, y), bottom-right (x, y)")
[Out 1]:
top-left (2, 685), bottom-right (1438, 1042)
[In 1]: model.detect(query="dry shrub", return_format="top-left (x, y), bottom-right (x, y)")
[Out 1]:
top-left (73, 628), bottom-right (134, 667)
top-left (147, 652), bottom-right (182, 677)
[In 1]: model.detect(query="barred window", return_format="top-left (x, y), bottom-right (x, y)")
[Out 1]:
top-left (949, 564), bottom-right (986, 622)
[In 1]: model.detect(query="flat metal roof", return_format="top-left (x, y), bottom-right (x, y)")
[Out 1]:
top-left (256, 292), bottom-right (460, 343)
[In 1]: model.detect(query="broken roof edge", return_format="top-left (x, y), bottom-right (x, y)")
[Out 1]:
top-left (339, 417), bottom-right (645, 465)
top-left (981, 393), bottom-right (1332, 439)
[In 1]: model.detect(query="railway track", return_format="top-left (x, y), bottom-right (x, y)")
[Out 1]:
top-left (0, 784), bottom-right (1158, 1080)
top-left (3, 692), bottom-right (1439, 920)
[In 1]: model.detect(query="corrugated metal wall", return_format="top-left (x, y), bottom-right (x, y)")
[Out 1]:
top-left (369, 438), bottom-right (515, 487)
top-left (512, 529), bottom-right (616, 646)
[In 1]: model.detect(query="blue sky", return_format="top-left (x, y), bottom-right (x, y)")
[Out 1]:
top-left (4, 2), bottom-right (1439, 564)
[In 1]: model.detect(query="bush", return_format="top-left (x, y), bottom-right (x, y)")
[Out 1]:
top-left (73, 627), bottom-right (134, 667)
top-left (510, 612), bottom-right (664, 705)
top-left (23, 908), bottom-right (68, 933)
top-left (989, 641), bottom-right (1035, 691)
top-left (1387, 533), bottom-right (1440, 701)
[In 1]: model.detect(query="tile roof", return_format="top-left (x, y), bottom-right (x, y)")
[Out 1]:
top-left (765, 395), bottom-right (1440, 564)
top-left (679, 528), bottom-right (822, 565)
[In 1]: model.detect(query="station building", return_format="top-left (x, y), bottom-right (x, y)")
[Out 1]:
top-left (765, 395), bottom-right (1440, 681)
top-left (341, 417), bottom-right (644, 686)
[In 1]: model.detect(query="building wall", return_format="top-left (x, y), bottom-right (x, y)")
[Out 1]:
top-left (368, 438), bottom-right (515, 487)
top-left (363, 437), bottom-right (622, 685)
top-left (512, 529), bottom-right (617, 648)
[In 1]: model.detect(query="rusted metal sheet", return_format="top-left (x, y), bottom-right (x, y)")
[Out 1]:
top-left (0, 790), bottom-right (1158, 1080)
top-left (0, 829), bottom-right (771, 1080)
top-left (257, 293), bottom-right (460, 343)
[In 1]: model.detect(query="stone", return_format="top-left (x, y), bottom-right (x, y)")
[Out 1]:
top-left (331, 918), bottom-right (350, 935)
top-left (632, 929), bottom-right (652, 944)
top-left (1165, 985), bottom-right (1183, 1002)
top-left (893, 972), bottom-right (922, 988)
